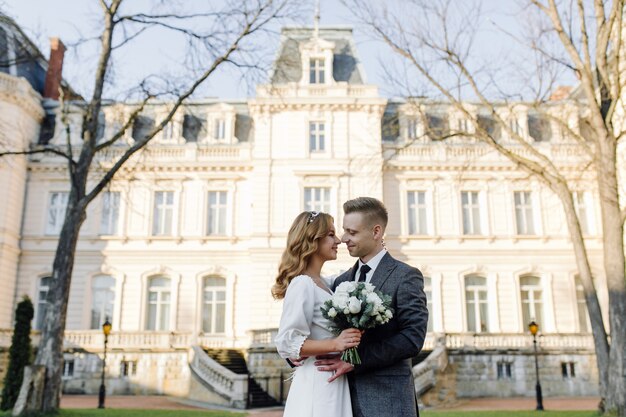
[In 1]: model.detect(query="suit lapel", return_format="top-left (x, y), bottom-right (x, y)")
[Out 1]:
top-left (370, 252), bottom-right (397, 291)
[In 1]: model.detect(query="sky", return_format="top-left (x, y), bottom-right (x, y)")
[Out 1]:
top-left (2, 0), bottom-right (551, 101)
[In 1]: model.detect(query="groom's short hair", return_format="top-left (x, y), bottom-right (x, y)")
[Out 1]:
top-left (344, 197), bottom-right (388, 229)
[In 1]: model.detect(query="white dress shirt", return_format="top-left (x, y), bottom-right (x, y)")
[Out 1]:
top-left (356, 248), bottom-right (387, 283)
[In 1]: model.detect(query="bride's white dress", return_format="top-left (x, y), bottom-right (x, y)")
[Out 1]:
top-left (274, 275), bottom-right (352, 417)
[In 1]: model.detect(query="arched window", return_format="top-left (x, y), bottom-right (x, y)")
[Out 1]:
top-left (465, 275), bottom-right (489, 333)
top-left (146, 277), bottom-right (171, 331)
top-left (91, 275), bottom-right (115, 329)
top-left (424, 277), bottom-right (433, 332)
top-left (520, 276), bottom-right (543, 329)
top-left (36, 276), bottom-right (51, 330)
top-left (202, 276), bottom-right (226, 334)
top-left (574, 276), bottom-right (590, 333)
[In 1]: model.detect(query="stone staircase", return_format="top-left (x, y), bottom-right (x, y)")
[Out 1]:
top-left (204, 348), bottom-right (281, 408)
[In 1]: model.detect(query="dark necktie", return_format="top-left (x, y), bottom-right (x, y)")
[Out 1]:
top-left (358, 264), bottom-right (371, 282)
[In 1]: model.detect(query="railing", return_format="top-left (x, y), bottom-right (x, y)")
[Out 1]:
top-left (391, 143), bottom-right (591, 165)
top-left (413, 335), bottom-right (448, 395)
top-left (0, 72), bottom-right (44, 117)
top-left (445, 333), bottom-right (595, 351)
top-left (0, 329), bottom-right (595, 352)
top-left (95, 144), bottom-right (250, 163)
top-left (255, 84), bottom-right (379, 99)
top-left (189, 345), bottom-right (248, 408)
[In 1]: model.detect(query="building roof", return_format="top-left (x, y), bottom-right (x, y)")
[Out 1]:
top-left (270, 26), bottom-right (364, 85)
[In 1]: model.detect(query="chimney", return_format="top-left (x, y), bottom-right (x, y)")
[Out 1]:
top-left (43, 37), bottom-right (66, 100)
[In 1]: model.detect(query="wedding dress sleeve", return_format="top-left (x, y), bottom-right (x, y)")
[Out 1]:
top-left (274, 275), bottom-right (315, 359)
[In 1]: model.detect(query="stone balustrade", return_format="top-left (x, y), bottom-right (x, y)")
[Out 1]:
top-left (413, 335), bottom-right (447, 395)
top-left (189, 345), bottom-right (248, 408)
top-left (0, 329), bottom-right (594, 353)
top-left (256, 83), bottom-right (379, 99)
top-left (445, 333), bottom-right (595, 351)
top-left (389, 143), bottom-right (591, 165)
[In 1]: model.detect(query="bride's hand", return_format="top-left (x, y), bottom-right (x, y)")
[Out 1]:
top-left (333, 328), bottom-right (362, 351)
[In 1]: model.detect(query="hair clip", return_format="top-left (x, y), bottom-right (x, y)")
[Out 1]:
top-left (307, 211), bottom-right (321, 224)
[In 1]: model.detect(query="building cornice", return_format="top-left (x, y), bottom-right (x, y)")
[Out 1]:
top-left (0, 72), bottom-right (44, 121)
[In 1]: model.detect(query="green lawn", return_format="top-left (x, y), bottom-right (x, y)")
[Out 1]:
top-left (0, 410), bottom-right (244, 417)
top-left (0, 410), bottom-right (600, 417)
top-left (424, 412), bottom-right (598, 417)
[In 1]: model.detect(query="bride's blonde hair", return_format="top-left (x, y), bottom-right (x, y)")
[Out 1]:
top-left (271, 211), bottom-right (335, 300)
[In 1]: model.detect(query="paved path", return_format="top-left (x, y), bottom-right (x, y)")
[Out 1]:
top-left (61, 395), bottom-right (601, 416)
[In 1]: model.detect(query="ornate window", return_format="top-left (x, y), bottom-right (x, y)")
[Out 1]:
top-left (514, 191), bottom-right (535, 235)
top-left (46, 192), bottom-right (69, 235)
top-left (309, 58), bottom-right (325, 84)
top-left (309, 122), bottom-right (325, 152)
top-left (407, 118), bottom-right (418, 139)
top-left (304, 187), bottom-right (331, 212)
top-left (202, 276), bottom-right (226, 334)
top-left (152, 191), bottom-right (175, 236)
top-left (90, 275), bottom-right (115, 329)
top-left (407, 191), bottom-right (428, 235)
top-left (214, 118), bottom-right (226, 140)
top-left (36, 276), bottom-right (51, 330)
top-left (520, 275), bottom-right (544, 329)
top-left (100, 191), bottom-right (120, 235)
top-left (573, 191), bottom-right (594, 235)
top-left (465, 275), bottom-right (489, 332)
top-left (574, 276), bottom-right (590, 332)
top-left (207, 191), bottom-right (228, 235)
top-left (146, 276), bottom-right (171, 331)
top-left (461, 191), bottom-right (481, 235)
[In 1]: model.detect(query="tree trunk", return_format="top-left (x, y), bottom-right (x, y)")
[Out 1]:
top-left (554, 182), bottom-right (610, 404)
top-left (15, 197), bottom-right (87, 415)
top-left (596, 137), bottom-right (626, 416)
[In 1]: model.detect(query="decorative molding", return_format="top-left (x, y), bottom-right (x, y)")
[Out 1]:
top-left (0, 73), bottom-right (45, 121)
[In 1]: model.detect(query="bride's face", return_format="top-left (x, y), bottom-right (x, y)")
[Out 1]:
top-left (316, 225), bottom-right (341, 261)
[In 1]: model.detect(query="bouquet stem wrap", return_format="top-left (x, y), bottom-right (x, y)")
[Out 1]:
top-left (342, 347), bottom-right (361, 365)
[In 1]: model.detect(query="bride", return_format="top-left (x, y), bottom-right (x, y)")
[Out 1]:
top-left (272, 211), bottom-right (361, 417)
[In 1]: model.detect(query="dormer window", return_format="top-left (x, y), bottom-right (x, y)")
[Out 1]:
top-left (214, 118), bottom-right (226, 140)
top-left (309, 58), bottom-right (325, 84)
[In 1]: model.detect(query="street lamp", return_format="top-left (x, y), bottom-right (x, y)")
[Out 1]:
top-left (98, 318), bottom-right (112, 409)
top-left (528, 320), bottom-right (544, 411)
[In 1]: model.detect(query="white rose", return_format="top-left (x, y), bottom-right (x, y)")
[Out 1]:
top-left (344, 308), bottom-right (350, 315)
top-left (348, 296), bottom-right (362, 314)
top-left (333, 294), bottom-right (349, 309)
top-left (336, 281), bottom-right (356, 294)
top-left (385, 309), bottom-right (393, 319)
top-left (364, 283), bottom-right (375, 292)
top-left (328, 307), bottom-right (337, 318)
top-left (375, 314), bottom-right (384, 323)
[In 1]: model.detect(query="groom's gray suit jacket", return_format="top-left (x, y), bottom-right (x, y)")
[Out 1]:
top-left (333, 252), bottom-right (428, 417)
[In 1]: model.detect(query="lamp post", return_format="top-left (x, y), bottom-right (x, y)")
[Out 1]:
top-left (528, 320), bottom-right (544, 411)
top-left (98, 318), bottom-right (112, 409)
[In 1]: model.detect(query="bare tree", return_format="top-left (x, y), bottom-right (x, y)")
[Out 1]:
top-left (343, 0), bottom-right (625, 414)
top-left (0, 0), bottom-right (302, 414)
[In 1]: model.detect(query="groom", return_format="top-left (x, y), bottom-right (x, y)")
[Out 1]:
top-left (315, 196), bottom-right (428, 417)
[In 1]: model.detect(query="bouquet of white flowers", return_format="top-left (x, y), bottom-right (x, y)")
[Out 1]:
top-left (321, 281), bottom-right (394, 365)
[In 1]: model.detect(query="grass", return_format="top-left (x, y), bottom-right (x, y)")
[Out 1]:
top-left (0, 409), bottom-right (600, 417)
top-left (0, 410), bottom-right (244, 417)
top-left (424, 412), bottom-right (598, 417)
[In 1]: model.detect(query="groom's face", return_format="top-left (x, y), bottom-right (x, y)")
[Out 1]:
top-left (341, 212), bottom-right (377, 259)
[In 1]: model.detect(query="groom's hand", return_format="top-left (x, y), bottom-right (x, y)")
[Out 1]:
top-left (314, 354), bottom-right (354, 382)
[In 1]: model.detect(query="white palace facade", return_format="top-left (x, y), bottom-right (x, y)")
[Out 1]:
top-left (0, 16), bottom-right (607, 407)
